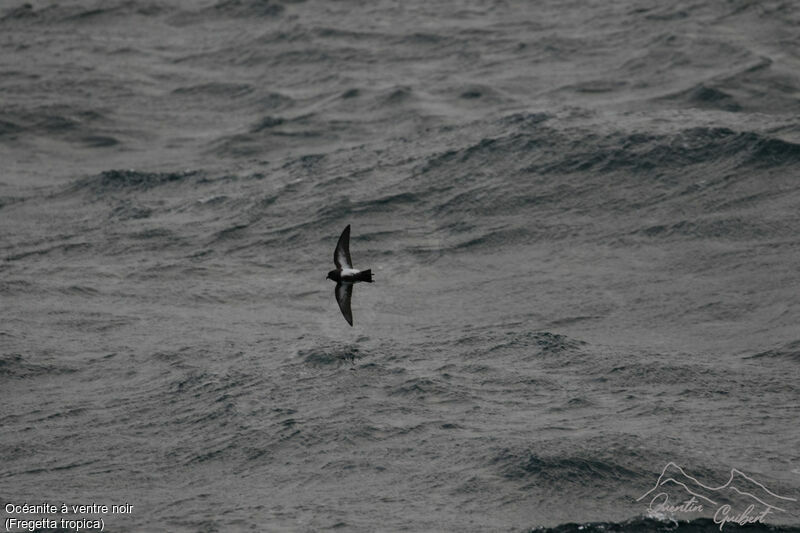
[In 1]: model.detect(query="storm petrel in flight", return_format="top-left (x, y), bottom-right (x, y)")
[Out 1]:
top-left (326, 224), bottom-right (373, 326)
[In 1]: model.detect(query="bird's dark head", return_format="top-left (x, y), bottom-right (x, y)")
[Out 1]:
top-left (326, 270), bottom-right (340, 282)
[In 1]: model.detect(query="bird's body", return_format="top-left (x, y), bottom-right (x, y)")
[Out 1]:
top-left (341, 268), bottom-right (360, 278)
top-left (326, 225), bottom-right (373, 326)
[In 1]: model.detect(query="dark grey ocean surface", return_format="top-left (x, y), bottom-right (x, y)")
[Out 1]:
top-left (2, 0), bottom-right (800, 531)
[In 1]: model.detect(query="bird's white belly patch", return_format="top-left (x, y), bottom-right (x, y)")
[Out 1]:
top-left (341, 268), bottom-right (359, 276)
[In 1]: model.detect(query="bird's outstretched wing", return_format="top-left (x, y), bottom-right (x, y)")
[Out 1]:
top-left (333, 224), bottom-right (352, 269)
top-left (335, 282), bottom-right (354, 326)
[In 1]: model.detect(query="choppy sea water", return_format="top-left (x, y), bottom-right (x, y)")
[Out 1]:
top-left (2, 1), bottom-right (800, 531)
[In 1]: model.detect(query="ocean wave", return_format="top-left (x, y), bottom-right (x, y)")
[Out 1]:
top-left (402, 122), bottom-right (800, 253)
top-left (0, 118), bottom-right (23, 137)
top-left (419, 125), bottom-right (800, 189)
top-left (634, 217), bottom-right (790, 241)
top-left (206, 0), bottom-right (284, 18)
top-left (529, 517), bottom-right (800, 533)
top-left (109, 199), bottom-right (153, 220)
top-left (745, 340), bottom-right (800, 363)
top-left (0, 1), bottom-right (168, 24)
top-left (0, 195), bottom-right (23, 210)
top-left (653, 55), bottom-right (800, 115)
top-left (492, 447), bottom-right (640, 483)
top-left (4, 242), bottom-right (91, 262)
top-left (70, 169), bottom-right (199, 193)
top-left (487, 331), bottom-right (586, 356)
top-left (169, 0), bottom-right (285, 26)
top-left (298, 345), bottom-right (362, 366)
top-left (171, 82), bottom-right (254, 98)
top-left (659, 84), bottom-right (743, 112)
top-left (389, 376), bottom-right (474, 403)
top-left (604, 362), bottom-right (713, 386)
top-left (0, 279), bottom-right (35, 294)
top-left (0, 353), bottom-right (76, 379)
top-left (0, 106), bottom-right (116, 146)
top-left (534, 127), bottom-right (800, 174)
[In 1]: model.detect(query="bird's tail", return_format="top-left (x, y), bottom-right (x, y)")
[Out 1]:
top-left (355, 269), bottom-right (373, 282)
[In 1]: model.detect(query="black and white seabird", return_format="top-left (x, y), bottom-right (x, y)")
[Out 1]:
top-left (326, 224), bottom-right (373, 326)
